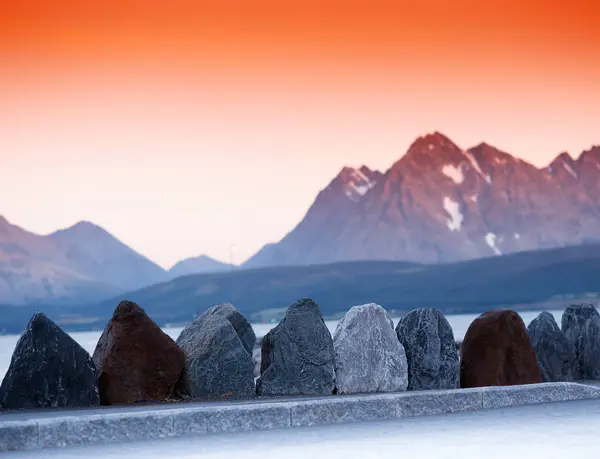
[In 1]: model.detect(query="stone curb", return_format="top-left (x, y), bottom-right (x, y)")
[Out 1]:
top-left (1, 382), bottom-right (599, 452)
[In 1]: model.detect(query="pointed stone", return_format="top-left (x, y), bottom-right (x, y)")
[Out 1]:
top-left (527, 311), bottom-right (575, 382)
top-left (256, 299), bottom-right (335, 396)
top-left (0, 313), bottom-right (99, 409)
top-left (176, 313), bottom-right (255, 400)
top-left (561, 304), bottom-right (600, 380)
top-left (92, 301), bottom-right (185, 405)
top-left (396, 307), bottom-right (459, 390)
top-left (178, 303), bottom-right (255, 355)
top-left (333, 303), bottom-right (408, 394)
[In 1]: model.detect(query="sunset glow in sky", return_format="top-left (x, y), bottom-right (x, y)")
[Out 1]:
top-left (1, 0), bottom-right (599, 267)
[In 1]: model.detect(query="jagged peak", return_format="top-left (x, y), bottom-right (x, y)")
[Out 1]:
top-left (578, 145), bottom-right (600, 161)
top-left (546, 151), bottom-right (579, 179)
top-left (467, 142), bottom-right (518, 163)
top-left (469, 141), bottom-right (503, 153)
top-left (358, 165), bottom-right (378, 176)
top-left (554, 151), bottom-right (574, 162)
top-left (408, 131), bottom-right (460, 153)
top-left (391, 132), bottom-right (464, 174)
top-left (327, 165), bottom-right (380, 203)
top-left (335, 165), bottom-right (380, 183)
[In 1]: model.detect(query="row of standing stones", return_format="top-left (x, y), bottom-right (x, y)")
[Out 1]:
top-left (1, 299), bottom-right (599, 410)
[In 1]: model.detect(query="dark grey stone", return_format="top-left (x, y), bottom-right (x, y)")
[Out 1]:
top-left (396, 308), bottom-right (459, 390)
top-left (561, 304), bottom-right (600, 380)
top-left (0, 313), bottom-right (99, 410)
top-left (528, 311), bottom-right (575, 382)
top-left (176, 315), bottom-right (255, 400)
top-left (203, 303), bottom-right (256, 355)
top-left (256, 298), bottom-right (335, 396)
top-left (333, 303), bottom-right (408, 394)
top-left (252, 345), bottom-right (262, 378)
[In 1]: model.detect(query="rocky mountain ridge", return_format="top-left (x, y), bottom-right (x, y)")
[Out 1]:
top-left (244, 132), bottom-right (600, 267)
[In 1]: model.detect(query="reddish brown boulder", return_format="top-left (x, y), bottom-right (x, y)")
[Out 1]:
top-left (460, 309), bottom-right (542, 388)
top-left (92, 301), bottom-right (185, 405)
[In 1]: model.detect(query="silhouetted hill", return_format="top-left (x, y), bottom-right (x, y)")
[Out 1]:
top-left (168, 255), bottom-right (232, 278)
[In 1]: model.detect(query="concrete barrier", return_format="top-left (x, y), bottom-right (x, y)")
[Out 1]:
top-left (1, 382), bottom-right (599, 452)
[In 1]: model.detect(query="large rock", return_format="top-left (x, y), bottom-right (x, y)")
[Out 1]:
top-left (527, 311), bottom-right (575, 382)
top-left (176, 313), bottom-right (255, 399)
top-left (0, 313), bottom-right (99, 409)
top-left (252, 345), bottom-right (262, 378)
top-left (92, 301), bottom-right (185, 405)
top-left (256, 298), bottom-right (335, 396)
top-left (460, 309), bottom-right (542, 388)
top-left (178, 303), bottom-right (256, 355)
top-left (561, 304), bottom-right (600, 380)
top-left (333, 303), bottom-right (408, 394)
top-left (395, 308), bottom-right (459, 390)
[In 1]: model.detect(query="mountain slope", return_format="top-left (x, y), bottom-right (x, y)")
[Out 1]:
top-left (0, 217), bottom-right (120, 304)
top-left (244, 132), bottom-right (600, 267)
top-left (48, 221), bottom-right (166, 291)
top-left (244, 165), bottom-right (383, 267)
top-left (0, 218), bottom-right (167, 304)
top-left (169, 255), bottom-right (232, 277)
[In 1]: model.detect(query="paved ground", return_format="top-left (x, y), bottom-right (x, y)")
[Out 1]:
top-left (5, 398), bottom-right (600, 458)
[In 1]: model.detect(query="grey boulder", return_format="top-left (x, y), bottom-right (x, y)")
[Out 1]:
top-left (0, 313), bottom-right (99, 409)
top-left (256, 298), bottom-right (335, 396)
top-left (252, 345), bottom-right (262, 378)
top-left (396, 307), bottom-right (459, 390)
top-left (176, 313), bottom-right (255, 400)
top-left (528, 311), bottom-right (575, 382)
top-left (561, 304), bottom-right (600, 380)
top-left (333, 303), bottom-right (408, 394)
top-left (178, 303), bottom-right (256, 355)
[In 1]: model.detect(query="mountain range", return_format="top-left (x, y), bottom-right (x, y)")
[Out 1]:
top-left (1, 131), bottom-right (599, 305)
top-left (244, 132), bottom-right (600, 267)
top-left (0, 218), bottom-right (231, 304)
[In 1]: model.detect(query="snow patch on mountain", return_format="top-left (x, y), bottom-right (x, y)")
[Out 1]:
top-left (563, 162), bottom-right (578, 179)
top-left (443, 197), bottom-right (463, 231)
top-left (485, 233), bottom-right (502, 255)
top-left (442, 164), bottom-right (464, 184)
top-left (463, 150), bottom-right (492, 184)
top-left (343, 167), bottom-right (378, 202)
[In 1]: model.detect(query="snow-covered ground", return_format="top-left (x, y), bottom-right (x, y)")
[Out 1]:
top-left (4, 398), bottom-right (600, 458)
top-left (0, 310), bottom-right (565, 380)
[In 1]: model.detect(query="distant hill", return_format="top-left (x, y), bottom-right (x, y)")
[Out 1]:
top-left (3, 243), bottom-right (597, 334)
top-left (0, 217), bottom-right (166, 304)
top-left (49, 221), bottom-right (167, 291)
top-left (168, 255), bottom-right (232, 278)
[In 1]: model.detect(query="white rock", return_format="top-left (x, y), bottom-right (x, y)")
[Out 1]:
top-left (333, 303), bottom-right (408, 394)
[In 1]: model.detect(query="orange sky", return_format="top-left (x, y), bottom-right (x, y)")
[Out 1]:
top-left (1, 0), bottom-right (599, 267)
